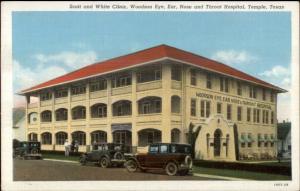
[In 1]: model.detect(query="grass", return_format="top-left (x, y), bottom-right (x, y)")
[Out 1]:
top-left (192, 166), bottom-right (291, 180)
top-left (42, 153), bottom-right (79, 162)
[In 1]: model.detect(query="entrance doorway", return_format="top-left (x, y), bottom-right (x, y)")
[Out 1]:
top-left (113, 130), bottom-right (132, 146)
top-left (214, 129), bottom-right (222, 157)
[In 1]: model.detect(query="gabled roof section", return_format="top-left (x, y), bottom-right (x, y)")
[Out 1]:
top-left (20, 44), bottom-right (286, 94)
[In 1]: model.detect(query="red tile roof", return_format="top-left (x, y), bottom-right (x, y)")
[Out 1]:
top-left (20, 44), bottom-right (286, 94)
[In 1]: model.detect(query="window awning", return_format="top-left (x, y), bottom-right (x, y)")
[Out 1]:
top-left (111, 123), bottom-right (132, 132)
top-left (239, 137), bottom-right (245, 143)
top-left (258, 137), bottom-right (265, 142)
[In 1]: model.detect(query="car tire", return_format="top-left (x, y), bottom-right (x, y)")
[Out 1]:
top-left (100, 157), bottom-right (111, 168)
top-left (165, 162), bottom-right (178, 176)
top-left (31, 148), bottom-right (38, 154)
top-left (114, 152), bottom-right (124, 160)
top-left (126, 160), bottom-right (138, 172)
top-left (185, 155), bottom-right (193, 169)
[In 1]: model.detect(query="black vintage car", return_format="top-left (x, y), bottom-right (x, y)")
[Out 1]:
top-left (79, 143), bottom-right (127, 168)
top-left (13, 141), bottom-right (42, 159)
top-left (125, 143), bottom-right (193, 176)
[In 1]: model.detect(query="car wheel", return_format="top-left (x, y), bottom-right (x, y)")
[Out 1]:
top-left (165, 162), bottom-right (178, 176)
top-left (31, 148), bottom-right (38, 154)
top-left (100, 157), bottom-right (111, 168)
top-left (126, 160), bottom-right (138, 172)
top-left (114, 152), bottom-right (124, 160)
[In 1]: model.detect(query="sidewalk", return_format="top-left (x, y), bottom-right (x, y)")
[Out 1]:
top-left (43, 158), bottom-right (79, 164)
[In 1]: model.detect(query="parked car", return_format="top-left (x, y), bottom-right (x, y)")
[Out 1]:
top-left (13, 141), bottom-right (42, 159)
top-left (79, 143), bottom-right (127, 168)
top-left (125, 143), bottom-right (193, 176)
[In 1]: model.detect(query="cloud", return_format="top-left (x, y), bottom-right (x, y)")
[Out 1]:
top-left (33, 51), bottom-right (98, 69)
top-left (260, 65), bottom-right (290, 78)
top-left (13, 50), bottom-right (99, 107)
top-left (211, 50), bottom-right (256, 65)
top-left (259, 65), bottom-right (291, 122)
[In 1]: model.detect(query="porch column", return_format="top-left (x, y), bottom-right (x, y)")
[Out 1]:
top-left (106, 77), bottom-right (113, 143)
top-left (161, 63), bottom-right (171, 143)
top-left (131, 70), bottom-right (138, 147)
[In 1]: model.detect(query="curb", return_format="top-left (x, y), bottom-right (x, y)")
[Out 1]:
top-left (43, 158), bottom-right (79, 164)
top-left (193, 173), bottom-right (251, 181)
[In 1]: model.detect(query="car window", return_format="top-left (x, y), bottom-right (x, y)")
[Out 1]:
top-left (103, 145), bottom-right (108, 151)
top-left (149, 145), bottom-right (158, 153)
top-left (170, 145), bottom-right (176, 153)
top-left (160, 145), bottom-right (168, 153)
top-left (97, 146), bottom-right (103, 151)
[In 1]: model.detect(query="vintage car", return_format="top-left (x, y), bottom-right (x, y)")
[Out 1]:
top-left (79, 143), bottom-right (126, 168)
top-left (125, 143), bottom-right (193, 176)
top-left (13, 141), bottom-right (42, 159)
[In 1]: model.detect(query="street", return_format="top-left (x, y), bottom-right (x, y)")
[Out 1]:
top-left (13, 159), bottom-right (220, 181)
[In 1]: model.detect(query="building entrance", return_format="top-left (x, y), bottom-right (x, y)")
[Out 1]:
top-left (214, 129), bottom-right (222, 157)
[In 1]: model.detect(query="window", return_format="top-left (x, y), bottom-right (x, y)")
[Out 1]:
top-left (270, 92), bottom-right (275, 102)
top-left (247, 134), bottom-right (252, 147)
top-left (160, 145), bottom-right (168, 153)
top-left (237, 82), bottom-right (242, 96)
top-left (253, 109), bottom-right (260, 123)
top-left (271, 111), bottom-right (274, 124)
top-left (55, 108), bottom-right (68, 121)
top-left (264, 134), bottom-right (268, 147)
top-left (171, 96), bottom-right (181, 113)
top-left (90, 78), bottom-right (107, 92)
top-left (171, 65), bottom-right (181, 81)
top-left (91, 131), bottom-right (107, 144)
top-left (55, 88), bottom-right (68, 98)
top-left (41, 132), bottom-right (52, 145)
top-left (262, 110), bottom-right (269, 124)
top-left (257, 134), bottom-right (262, 147)
top-left (113, 101), bottom-right (132, 116)
top-left (137, 66), bottom-right (162, 83)
top-left (227, 104), bottom-right (232, 120)
top-left (72, 131), bottom-right (86, 145)
top-left (91, 104), bottom-right (107, 118)
top-left (262, 89), bottom-right (266, 100)
top-left (138, 97), bottom-right (161, 114)
top-left (28, 133), bottom-right (38, 142)
top-left (220, 77), bottom-right (229, 92)
top-left (40, 91), bottom-right (52, 101)
top-left (56, 132), bottom-right (67, 145)
top-left (72, 106), bottom-right (86, 120)
top-left (249, 86), bottom-right (257, 99)
top-left (247, 108), bottom-right (251, 122)
top-left (200, 100), bottom-right (210, 118)
top-left (237, 106), bottom-right (242, 121)
top-left (149, 145), bottom-right (159, 153)
top-left (71, 84), bottom-right (86, 95)
top-left (191, 99), bottom-right (196, 116)
top-left (41, 110), bottom-right (52, 122)
top-left (217, 103), bottom-right (222, 114)
top-left (241, 133), bottom-right (246, 148)
top-left (206, 74), bottom-right (212, 89)
top-left (171, 129), bottom-right (180, 143)
top-left (190, 69), bottom-right (197, 86)
top-left (112, 72), bottom-right (132, 88)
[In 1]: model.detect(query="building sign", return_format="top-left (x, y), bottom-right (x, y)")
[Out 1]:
top-left (196, 92), bottom-right (272, 109)
top-left (111, 123), bottom-right (132, 132)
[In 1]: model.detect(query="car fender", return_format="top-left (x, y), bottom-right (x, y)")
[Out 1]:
top-left (100, 153), bottom-right (111, 161)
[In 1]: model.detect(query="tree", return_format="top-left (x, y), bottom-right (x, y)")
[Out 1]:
top-left (187, 123), bottom-right (201, 158)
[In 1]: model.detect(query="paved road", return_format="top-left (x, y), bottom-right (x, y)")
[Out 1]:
top-left (14, 159), bottom-right (219, 181)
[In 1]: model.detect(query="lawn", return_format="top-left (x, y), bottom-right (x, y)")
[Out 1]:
top-left (192, 166), bottom-right (291, 180)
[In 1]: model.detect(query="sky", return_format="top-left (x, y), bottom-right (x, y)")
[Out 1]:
top-left (12, 11), bottom-right (291, 122)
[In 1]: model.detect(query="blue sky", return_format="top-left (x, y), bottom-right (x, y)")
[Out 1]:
top-left (12, 11), bottom-right (291, 121)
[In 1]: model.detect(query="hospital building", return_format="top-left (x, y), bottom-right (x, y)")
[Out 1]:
top-left (20, 45), bottom-right (286, 161)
